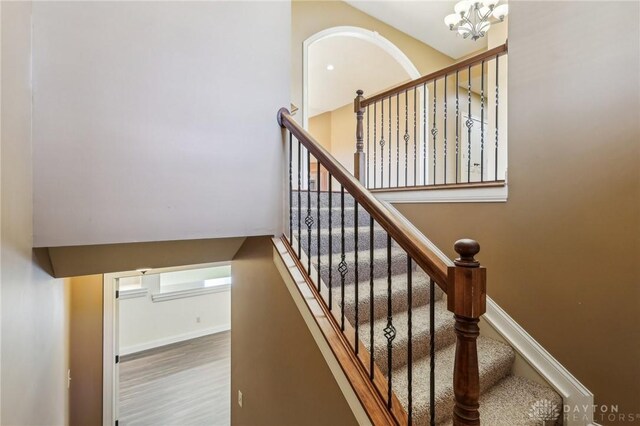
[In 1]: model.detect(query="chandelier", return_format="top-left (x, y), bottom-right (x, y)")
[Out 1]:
top-left (444, 1), bottom-right (509, 41)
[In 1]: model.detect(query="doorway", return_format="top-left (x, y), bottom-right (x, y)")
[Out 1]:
top-left (103, 263), bottom-right (232, 425)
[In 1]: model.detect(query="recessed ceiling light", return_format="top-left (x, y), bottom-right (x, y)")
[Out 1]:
top-left (326, 64), bottom-right (334, 71)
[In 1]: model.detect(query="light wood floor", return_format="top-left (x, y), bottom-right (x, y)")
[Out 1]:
top-left (119, 332), bottom-right (230, 426)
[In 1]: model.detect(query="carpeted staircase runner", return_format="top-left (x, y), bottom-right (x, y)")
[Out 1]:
top-left (294, 192), bottom-right (562, 425)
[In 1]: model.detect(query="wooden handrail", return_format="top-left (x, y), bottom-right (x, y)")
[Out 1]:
top-left (361, 42), bottom-right (508, 107)
top-left (278, 108), bottom-right (449, 291)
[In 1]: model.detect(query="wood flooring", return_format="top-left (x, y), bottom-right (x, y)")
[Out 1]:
top-left (119, 332), bottom-right (230, 426)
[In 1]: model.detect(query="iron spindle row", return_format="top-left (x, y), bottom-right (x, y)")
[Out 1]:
top-left (385, 233), bottom-right (395, 408)
top-left (354, 202), bottom-right (359, 354)
top-left (369, 216), bottom-right (375, 380)
top-left (360, 53), bottom-right (504, 189)
top-left (328, 176), bottom-right (333, 311)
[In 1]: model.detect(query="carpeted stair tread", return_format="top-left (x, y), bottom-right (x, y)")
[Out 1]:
top-left (392, 336), bottom-right (515, 425)
top-left (299, 225), bottom-right (388, 255)
top-left (292, 206), bottom-right (371, 228)
top-left (315, 246), bottom-right (411, 285)
top-left (442, 375), bottom-right (563, 426)
top-left (359, 299), bottom-right (456, 374)
top-left (342, 269), bottom-right (443, 324)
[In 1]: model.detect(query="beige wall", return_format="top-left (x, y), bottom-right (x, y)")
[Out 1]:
top-left (69, 275), bottom-right (103, 426)
top-left (1, 2), bottom-right (70, 424)
top-left (231, 237), bottom-right (358, 426)
top-left (292, 0), bottom-right (455, 111)
top-left (395, 2), bottom-right (640, 423)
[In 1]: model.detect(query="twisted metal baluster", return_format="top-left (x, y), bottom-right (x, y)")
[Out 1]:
top-left (354, 202), bottom-right (359, 353)
top-left (467, 65), bottom-right (473, 183)
top-left (495, 55), bottom-right (500, 181)
top-left (369, 216), bottom-right (375, 379)
top-left (456, 70), bottom-right (460, 184)
top-left (432, 79), bottom-right (438, 185)
top-left (328, 176), bottom-right (333, 310)
top-left (413, 88), bottom-right (417, 186)
top-left (317, 163), bottom-right (321, 292)
top-left (373, 103), bottom-right (377, 189)
top-left (481, 59), bottom-right (485, 182)
top-left (430, 277), bottom-right (436, 426)
top-left (339, 185), bottom-right (347, 331)
top-left (407, 256), bottom-right (413, 425)
top-left (404, 90), bottom-right (409, 186)
top-left (367, 106), bottom-right (370, 187)
top-left (380, 101), bottom-right (385, 187)
top-left (444, 75), bottom-right (448, 184)
top-left (297, 138), bottom-right (301, 258)
top-left (423, 83), bottom-right (427, 185)
top-left (306, 148), bottom-right (312, 272)
top-left (384, 234), bottom-right (396, 408)
top-left (388, 96), bottom-right (392, 188)
top-left (396, 93), bottom-right (400, 187)
top-left (289, 132), bottom-right (292, 241)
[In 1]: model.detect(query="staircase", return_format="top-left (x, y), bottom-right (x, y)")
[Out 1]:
top-left (294, 193), bottom-right (562, 425)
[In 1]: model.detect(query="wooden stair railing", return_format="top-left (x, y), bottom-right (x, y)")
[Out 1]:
top-left (278, 108), bottom-right (487, 425)
top-left (354, 43), bottom-right (508, 190)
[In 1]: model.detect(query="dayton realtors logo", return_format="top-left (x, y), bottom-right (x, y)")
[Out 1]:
top-left (527, 399), bottom-right (561, 423)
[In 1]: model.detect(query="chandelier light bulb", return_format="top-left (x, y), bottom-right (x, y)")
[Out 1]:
top-left (445, 0), bottom-right (509, 41)
top-left (492, 4), bottom-right (509, 20)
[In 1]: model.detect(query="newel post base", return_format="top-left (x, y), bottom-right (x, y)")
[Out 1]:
top-left (354, 90), bottom-right (366, 186)
top-left (447, 239), bottom-right (487, 426)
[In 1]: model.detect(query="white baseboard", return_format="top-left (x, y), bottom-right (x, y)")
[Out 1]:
top-left (484, 298), bottom-right (594, 425)
top-left (120, 324), bottom-right (230, 356)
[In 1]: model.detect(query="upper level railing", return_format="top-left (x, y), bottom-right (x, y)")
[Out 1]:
top-left (354, 43), bottom-right (508, 191)
top-left (278, 108), bottom-right (487, 425)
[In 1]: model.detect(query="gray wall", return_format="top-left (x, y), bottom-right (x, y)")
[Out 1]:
top-left (396, 2), bottom-right (640, 423)
top-left (32, 1), bottom-right (290, 247)
top-left (1, 2), bottom-right (69, 424)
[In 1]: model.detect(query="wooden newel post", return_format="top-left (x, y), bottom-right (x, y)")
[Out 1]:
top-left (447, 239), bottom-right (487, 426)
top-left (354, 90), bottom-right (366, 185)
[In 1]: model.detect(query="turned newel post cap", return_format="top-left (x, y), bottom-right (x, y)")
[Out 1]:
top-left (356, 89), bottom-right (364, 96)
top-left (454, 239), bottom-right (480, 268)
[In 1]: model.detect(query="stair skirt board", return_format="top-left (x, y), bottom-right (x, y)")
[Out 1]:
top-left (285, 193), bottom-right (573, 425)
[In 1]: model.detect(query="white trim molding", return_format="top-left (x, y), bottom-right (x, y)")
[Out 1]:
top-left (484, 298), bottom-right (595, 425)
top-left (374, 183), bottom-right (508, 204)
top-left (119, 287), bottom-right (148, 300)
top-left (150, 284), bottom-right (230, 302)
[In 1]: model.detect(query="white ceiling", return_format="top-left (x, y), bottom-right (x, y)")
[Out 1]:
top-left (308, 36), bottom-right (411, 117)
top-left (344, 1), bottom-right (488, 59)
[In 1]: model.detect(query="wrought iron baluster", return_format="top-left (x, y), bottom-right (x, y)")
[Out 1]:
top-left (423, 83), bottom-right (427, 185)
top-left (404, 90), bottom-right (409, 186)
top-left (430, 277), bottom-right (436, 426)
top-left (317, 163), bottom-right (321, 292)
top-left (396, 93), bottom-right (400, 187)
top-left (481, 59), bottom-right (485, 182)
top-left (339, 185), bottom-right (347, 332)
top-left (289, 132), bottom-right (292, 241)
top-left (380, 101), bottom-right (385, 187)
top-left (407, 257), bottom-right (413, 425)
top-left (495, 55), bottom-right (499, 181)
top-left (444, 75), bottom-right (448, 184)
top-left (388, 96), bottom-right (392, 188)
top-left (467, 65), bottom-right (473, 183)
top-left (456, 70), bottom-right (460, 184)
top-left (328, 176), bottom-right (333, 310)
top-left (354, 202), bottom-right (359, 353)
top-left (306, 148), bottom-right (312, 272)
top-left (413, 88), bottom-right (417, 186)
top-left (369, 216), bottom-right (375, 379)
top-left (297, 138), bottom-right (301, 258)
top-left (432, 80), bottom-right (438, 185)
top-left (373, 103), bottom-right (377, 189)
top-left (367, 106), bottom-right (370, 187)
top-left (384, 234), bottom-right (395, 408)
